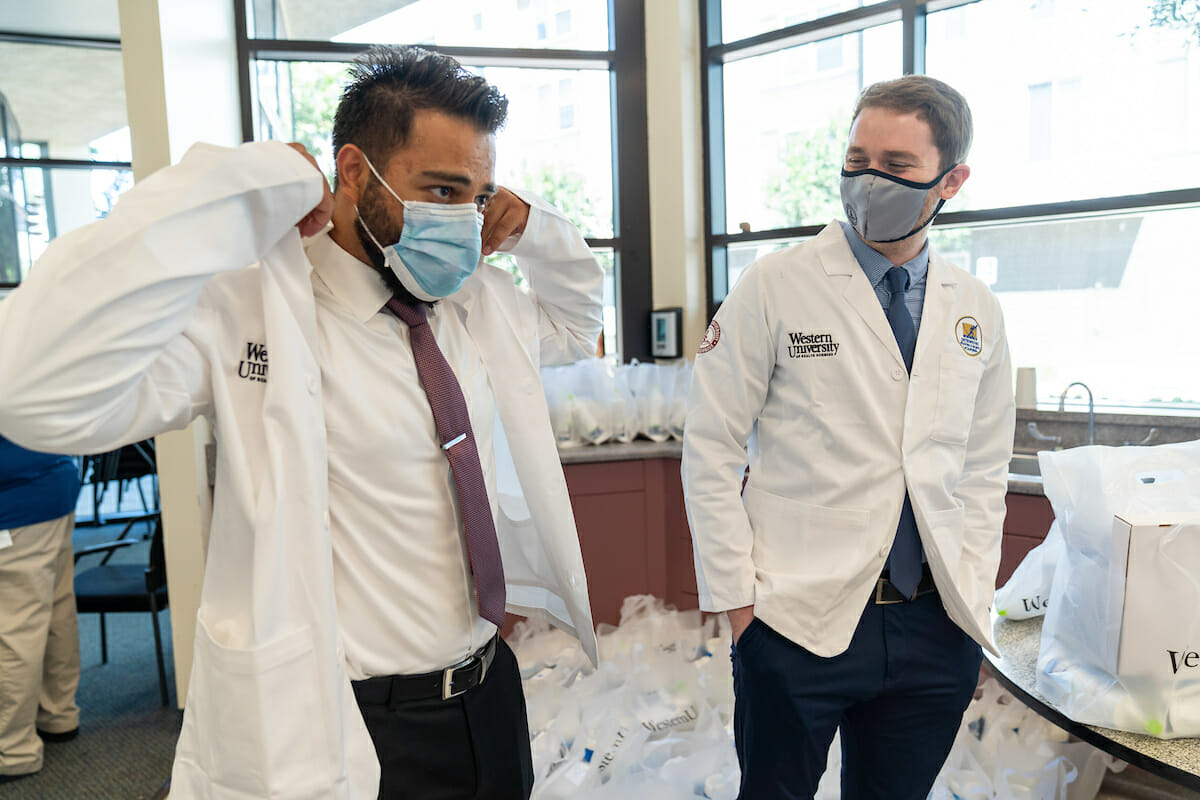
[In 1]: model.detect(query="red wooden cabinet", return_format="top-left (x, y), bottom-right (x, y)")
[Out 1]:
top-left (554, 454), bottom-right (1051, 627)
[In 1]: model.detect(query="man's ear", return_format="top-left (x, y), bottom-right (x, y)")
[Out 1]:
top-left (336, 144), bottom-right (368, 204)
top-left (940, 163), bottom-right (971, 200)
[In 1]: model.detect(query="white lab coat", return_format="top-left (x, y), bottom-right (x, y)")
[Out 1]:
top-left (683, 222), bottom-right (1015, 658)
top-left (0, 141), bottom-right (602, 799)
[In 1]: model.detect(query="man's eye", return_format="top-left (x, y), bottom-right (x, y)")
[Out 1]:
top-left (432, 186), bottom-right (453, 199)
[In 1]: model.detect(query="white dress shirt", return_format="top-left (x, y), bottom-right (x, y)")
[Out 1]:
top-left (306, 232), bottom-right (497, 679)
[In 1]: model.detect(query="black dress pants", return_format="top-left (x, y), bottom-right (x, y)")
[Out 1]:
top-left (355, 638), bottom-right (534, 800)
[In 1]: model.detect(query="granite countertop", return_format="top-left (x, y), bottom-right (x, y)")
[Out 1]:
top-left (557, 441), bottom-right (1046, 496)
top-left (987, 615), bottom-right (1200, 787)
top-left (556, 439), bottom-right (683, 464)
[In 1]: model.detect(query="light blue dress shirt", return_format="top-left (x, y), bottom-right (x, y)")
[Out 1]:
top-left (838, 221), bottom-right (929, 336)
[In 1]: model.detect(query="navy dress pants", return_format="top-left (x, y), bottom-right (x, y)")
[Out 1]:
top-left (731, 592), bottom-right (982, 800)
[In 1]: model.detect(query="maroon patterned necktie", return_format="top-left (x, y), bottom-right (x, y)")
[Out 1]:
top-left (386, 298), bottom-right (506, 627)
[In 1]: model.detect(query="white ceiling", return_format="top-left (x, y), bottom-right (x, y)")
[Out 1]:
top-left (0, 42), bottom-right (127, 152)
top-left (0, 0), bottom-right (121, 39)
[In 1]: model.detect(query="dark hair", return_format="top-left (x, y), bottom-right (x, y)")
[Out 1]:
top-left (331, 45), bottom-right (508, 181)
top-left (852, 75), bottom-right (972, 171)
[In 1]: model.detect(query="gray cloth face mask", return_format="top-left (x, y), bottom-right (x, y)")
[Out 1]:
top-left (840, 165), bottom-right (953, 243)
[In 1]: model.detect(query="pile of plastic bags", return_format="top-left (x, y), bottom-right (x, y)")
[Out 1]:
top-left (931, 680), bottom-right (1121, 800)
top-left (541, 359), bottom-right (691, 447)
top-left (513, 595), bottom-right (1114, 799)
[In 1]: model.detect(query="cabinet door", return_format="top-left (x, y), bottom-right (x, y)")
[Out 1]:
top-left (998, 493), bottom-right (1055, 588)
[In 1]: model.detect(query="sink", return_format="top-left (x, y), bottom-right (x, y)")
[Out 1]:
top-left (1009, 453), bottom-right (1041, 477)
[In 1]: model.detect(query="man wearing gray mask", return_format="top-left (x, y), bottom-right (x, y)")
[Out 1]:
top-left (683, 75), bottom-right (1015, 799)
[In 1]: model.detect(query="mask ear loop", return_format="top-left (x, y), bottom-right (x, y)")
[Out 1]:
top-left (358, 150), bottom-right (407, 208)
top-left (355, 206), bottom-right (388, 255)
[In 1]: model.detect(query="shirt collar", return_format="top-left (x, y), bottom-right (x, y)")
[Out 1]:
top-left (306, 230), bottom-right (393, 323)
top-left (837, 220), bottom-right (929, 290)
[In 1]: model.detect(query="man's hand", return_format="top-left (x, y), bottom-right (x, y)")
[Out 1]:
top-left (287, 142), bottom-right (334, 237)
top-left (481, 188), bottom-right (530, 256)
top-left (727, 605), bottom-right (756, 645)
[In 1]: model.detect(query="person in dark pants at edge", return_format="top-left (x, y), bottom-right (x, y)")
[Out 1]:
top-left (683, 75), bottom-right (1015, 799)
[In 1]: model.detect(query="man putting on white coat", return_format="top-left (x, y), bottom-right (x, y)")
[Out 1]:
top-left (0, 46), bottom-right (601, 800)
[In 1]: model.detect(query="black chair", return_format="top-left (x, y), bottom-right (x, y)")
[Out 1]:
top-left (74, 516), bottom-right (171, 706)
top-left (79, 439), bottom-right (158, 527)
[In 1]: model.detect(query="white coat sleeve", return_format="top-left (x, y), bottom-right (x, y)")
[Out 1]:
top-left (956, 298), bottom-right (1016, 602)
top-left (0, 141), bottom-right (325, 454)
top-left (499, 190), bottom-right (603, 365)
top-left (681, 265), bottom-right (775, 612)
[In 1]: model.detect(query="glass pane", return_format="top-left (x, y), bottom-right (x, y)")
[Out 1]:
top-left (483, 245), bottom-right (613, 357)
top-left (0, 165), bottom-right (133, 285)
top-left (725, 236), bottom-right (810, 291)
top-left (250, 0), bottom-right (610, 50)
top-left (722, 22), bottom-right (901, 234)
top-left (484, 66), bottom-right (613, 239)
top-left (928, 206), bottom-right (1200, 412)
top-left (926, 0), bottom-right (1200, 211)
top-left (254, 61), bottom-right (614, 239)
top-left (720, 0), bottom-right (863, 43)
top-left (0, 42), bottom-right (130, 161)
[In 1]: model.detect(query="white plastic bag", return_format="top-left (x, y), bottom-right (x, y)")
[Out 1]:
top-left (994, 521), bottom-right (1063, 620)
top-left (1036, 439), bottom-right (1200, 738)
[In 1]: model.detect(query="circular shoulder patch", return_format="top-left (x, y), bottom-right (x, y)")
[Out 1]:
top-left (956, 315), bottom-right (983, 356)
top-left (697, 319), bottom-right (721, 354)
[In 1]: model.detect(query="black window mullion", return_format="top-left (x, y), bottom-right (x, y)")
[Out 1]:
top-left (611, 0), bottom-right (652, 362)
top-left (902, 0), bottom-right (927, 74)
top-left (700, 0), bottom-right (725, 321)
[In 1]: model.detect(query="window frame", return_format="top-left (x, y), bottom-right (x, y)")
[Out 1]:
top-left (233, 0), bottom-right (654, 361)
top-left (0, 30), bottom-right (132, 290)
top-left (699, 0), bottom-right (1200, 322)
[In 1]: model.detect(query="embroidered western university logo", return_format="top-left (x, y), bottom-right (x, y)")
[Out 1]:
top-left (956, 316), bottom-right (982, 356)
top-left (786, 330), bottom-right (840, 358)
top-left (238, 341), bottom-right (268, 383)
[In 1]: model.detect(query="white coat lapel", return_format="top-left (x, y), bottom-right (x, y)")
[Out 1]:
top-left (912, 254), bottom-right (959, 372)
top-left (815, 224), bottom-right (905, 371)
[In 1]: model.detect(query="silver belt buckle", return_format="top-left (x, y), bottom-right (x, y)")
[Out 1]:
top-left (874, 578), bottom-right (904, 605)
top-left (441, 655), bottom-right (474, 700)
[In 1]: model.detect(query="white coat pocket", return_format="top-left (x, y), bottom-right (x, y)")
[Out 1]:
top-left (930, 354), bottom-right (984, 446)
top-left (173, 619), bottom-right (339, 800)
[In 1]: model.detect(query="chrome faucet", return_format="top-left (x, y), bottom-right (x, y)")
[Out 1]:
top-left (1058, 382), bottom-right (1095, 445)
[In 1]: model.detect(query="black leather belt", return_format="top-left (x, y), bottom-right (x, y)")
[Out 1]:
top-left (874, 563), bottom-right (937, 604)
top-left (352, 635), bottom-right (498, 705)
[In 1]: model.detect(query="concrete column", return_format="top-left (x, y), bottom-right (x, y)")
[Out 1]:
top-left (117, 0), bottom-right (239, 707)
top-left (644, 0), bottom-right (707, 359)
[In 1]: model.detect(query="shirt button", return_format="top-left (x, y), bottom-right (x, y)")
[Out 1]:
top-left (879, 544), bottom-right (889, 558)
top-left (892, 368), bottom-right (904, 381)
top-left (569, 574), bottom-right (579, 587)
top-left (323, 510), bottom-right (331, 529)
top-left (306, 374), bottom-right (318, 394)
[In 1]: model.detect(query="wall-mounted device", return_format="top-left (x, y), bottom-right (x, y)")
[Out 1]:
top-left (650, 307), bottom-right (683, 359)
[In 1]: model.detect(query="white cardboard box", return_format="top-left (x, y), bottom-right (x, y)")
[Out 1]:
top-left (1110, 512), bottom-right (1200, 677)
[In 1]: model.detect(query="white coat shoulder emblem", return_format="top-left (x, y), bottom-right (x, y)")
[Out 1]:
top-left (956, 316), bottom-right (982, 356)
top-left (698, 320), bottom-right (721, 354)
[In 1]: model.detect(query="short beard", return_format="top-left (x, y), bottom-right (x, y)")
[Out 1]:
top-left (354, 195), bottom-right (425, 307)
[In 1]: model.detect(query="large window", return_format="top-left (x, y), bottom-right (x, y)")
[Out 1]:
top-left (0, 33), bottom-right (132, 291)
top-left (236, 0), bottom-right (651, 360)
top-left (702, 0), bottom-right (1200, 414)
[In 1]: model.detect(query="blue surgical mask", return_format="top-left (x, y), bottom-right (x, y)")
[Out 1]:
top-left (356, 152), bottom-right (484, 302)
